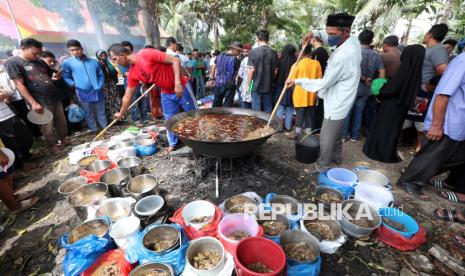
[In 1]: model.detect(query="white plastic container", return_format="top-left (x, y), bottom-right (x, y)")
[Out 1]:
top-left (107, 146), bottom-right (137, 162)
top-left (109, 216), bottom-right (140, 249)
top-left (182, 200), bottom-right (216, 230)
top-left (185, 237), bottom-right (226, 276)
top-left (354, 183), bottom-right (394, 209)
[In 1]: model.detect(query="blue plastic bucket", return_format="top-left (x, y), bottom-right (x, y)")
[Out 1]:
top-left (318, 172), bottom-right (354, 199)
top-left (378, 207), bottom-right (419, 239)
top-left (327, 168), bottom-right (357, 187)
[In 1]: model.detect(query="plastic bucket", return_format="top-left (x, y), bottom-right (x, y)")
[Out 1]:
top-left (109, 216), bottom-right (140, 249)
top-left (327, 168), bottom-right (357, 187)
top-left (379, 208), bottom-right (419, 239)
top-left (218, 214), bottom-right (260, 255)
top-left (234, 237), bottom-right (286, 276)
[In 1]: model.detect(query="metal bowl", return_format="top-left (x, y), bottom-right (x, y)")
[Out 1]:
top-left (94, 141), bottom-right (114, 149)
top-left (84, 160), bottom-right (112, 172)
top-left (129, 263), bottom-right (174, 276)
top-left (77, 155), bottom-right (99, 168)
top-left (68, 218), bottom-right (110, 244)
top-left (58, 176), bottom-right (87, 195)
top-left (339, 199), bottom-right (382, 238)
top-left (316, 186), bottom-right (344, 204)
top-left (109, 142), bottom-right (134, 151)
top-left (67, 182), bottom-right (108, 207)
top-left (142, 225), bottom-right (180, 253)
top-left (303, 215), bottom-right (342, 241)
top-left (95, 197), bottom-right (136, 221)
top-left (270, 195), bottom-right (300, 216)
top-left (135, 139), bottom-right (156, 147)
top-left (280, 229), bottom-right (320, 263)
top-left (258, 214), bottom-right (290, 237)
top-left (224, 195), bottom-right (258, 215)
top-left (117, 156), bottom-right (142, 168)
top-left (100, 168), bottom-right (132, 197)
top-left (186, 237), bottom-right (225, 275)
top-left (127, 174), bottom-right (158, 200)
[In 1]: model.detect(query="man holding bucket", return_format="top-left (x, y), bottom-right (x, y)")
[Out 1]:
top-left (109, 44), bottom-right (196, 152)
top-left (286, 13), bottom-right (362, 172)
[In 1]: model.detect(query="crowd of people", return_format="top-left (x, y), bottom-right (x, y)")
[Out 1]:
top-left (0, 13), bottom-right (465, 230)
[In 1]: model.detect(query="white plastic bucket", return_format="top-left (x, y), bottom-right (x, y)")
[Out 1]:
top-left (109, 216), bottom-right (140, 249)
top-left (182, 200), bottom-right (216, 230)
top-left (354, 183), bottom-right (394, 209)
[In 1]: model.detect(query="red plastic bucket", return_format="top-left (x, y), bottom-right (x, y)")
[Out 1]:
top-left (234, 237), bottom-right (286, 276)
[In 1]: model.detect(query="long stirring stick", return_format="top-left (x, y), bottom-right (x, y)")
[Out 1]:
top-left (267, 42), bottom-right (309, 126)
top-left (93, 84), bottom-right (156, 141)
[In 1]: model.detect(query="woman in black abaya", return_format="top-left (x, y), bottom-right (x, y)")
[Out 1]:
top-left (363, 45), bottom-right (425, 163)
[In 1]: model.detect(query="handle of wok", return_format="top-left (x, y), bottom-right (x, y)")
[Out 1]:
top-left (267, 43), bottom-right (308, 126)
top-left (94, 84), bottom-right (156, 141)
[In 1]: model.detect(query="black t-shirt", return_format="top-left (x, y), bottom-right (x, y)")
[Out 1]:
top-left (247, 45), bottom-right (277, 93)
top-left (275, 56), bottom-right (297, 85)
top-left (6, 56), bottom-right (57, 105)
top-left (311, 47), bottom-right (329, 74)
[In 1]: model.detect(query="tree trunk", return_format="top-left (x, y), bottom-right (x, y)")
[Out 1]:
top-left (213, 21), bottom-right (219, 50)
top-left (401, 17), bottom-right (413, 45)
top-left (439, 0), bottom-right (453, 24)
top-left (139, 0), bottom-right (161, 47)
top-left (86, 0), bottom-right (105, 49)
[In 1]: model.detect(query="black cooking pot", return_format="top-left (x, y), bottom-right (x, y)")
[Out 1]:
top-left (295, 134), bottom-right (320, 164)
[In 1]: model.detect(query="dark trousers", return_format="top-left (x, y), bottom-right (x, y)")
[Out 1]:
top-left (212, 86), bottom-right (235, 107)
top-left (0, 116), bottom-right (33, 169)
top-left (313, 99), bottom-right (324, 130)
top-left (397, 135), bottom-right (465, 191)
top-left (295, 107), bottom-right (314, 130)
top-left (363, 95), bottom-right (378, 135)
top-left (10, 99), bottom-right (42, 138)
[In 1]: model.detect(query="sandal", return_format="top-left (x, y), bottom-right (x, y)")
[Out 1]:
top-left (11, 197), bottom-right (39, 214)
top-left (452, 233), bottom-right (465, 251)
top-left (433, 208), bottom-right (465, 224)
top-left (15, 190), bottom-right (36, 201)
top-left (437, 191), bottom-right (465, 204)
top-left (429, 178), bottom-right (454, 190)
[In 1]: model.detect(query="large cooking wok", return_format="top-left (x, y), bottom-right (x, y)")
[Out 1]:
top-left (166, 108), bottom-right (280, 158)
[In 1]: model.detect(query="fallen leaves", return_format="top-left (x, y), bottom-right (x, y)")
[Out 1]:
top-left (35, 213), bottom-right (53, 224)
top-left (42, 227), bottom-right (53, 241)
top-left (48, 243), bottom-right (58, 255)
top-left (11, 228), bottom-right (27, 236)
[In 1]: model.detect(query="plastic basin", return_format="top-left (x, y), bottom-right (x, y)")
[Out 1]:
top-left (379, 207), bottom-right (419, 239)
top-left (327, 168), bottom-right (357, 187)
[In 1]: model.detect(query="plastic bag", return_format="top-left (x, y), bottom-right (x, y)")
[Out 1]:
top-left (67, 104), bottom-right (85, 123)
top-left (376, 224), bottom-right (427, 251)
top-left (92, 147), bottom-right (109, 161)
top-left (81, 249), bottom-right (133, 276)
top-left (80, 162), bottom-right (116, 183)
top-left (131, 223), bottom-right (188, 275)
top-left (170, 205), bottom-right (223, 240)
top-left (134, 143), bottom-right (158, 156)
top-left (287, 256), bottom-right (322, 276)
top-left (299, 219), bottom-right (346, 254)
top-left (59, 224), bottom-right (116, 276)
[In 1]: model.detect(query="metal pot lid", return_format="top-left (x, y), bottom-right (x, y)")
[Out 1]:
top-left (27, 108), bottom-right (53, 125)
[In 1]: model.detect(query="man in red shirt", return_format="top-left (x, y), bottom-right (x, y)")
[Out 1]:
top-left (109, 44), bottom-right (196, 151)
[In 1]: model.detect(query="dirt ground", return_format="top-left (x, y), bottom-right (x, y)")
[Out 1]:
top-left (1, 121), bottom-right (464, 276)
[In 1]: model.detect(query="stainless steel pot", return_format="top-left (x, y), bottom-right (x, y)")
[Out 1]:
top-left (135, 139), bottom-right (156, 147)
top-left (109, 142), bottom-right (134, 151)
top-left (303, 215), bottom-right (342, 242)
top-left (67, 217), bottom-right (111, 244)
top-left (100, 167), bottom-right (132, 197)
top-left (339, 199), bottom-right (381, 238)
top-left (142, 225), bottom-right (180, 253)
top-left (280, 229), bottom-right (320, 263)
top-left (354, 167), bottom-right (391, 189)
top-left (67, 182), bottom-right (109, 220)
top-left (95, 197), bottom-right (136, 221)
top-left (223, 195), bottom-right (259, 215)
top-left (77, 155), bottom-right (99, 168)
top-left (129, 262), bottom-right (174, 276)
top-left (186, 237), bottom-right (226, 275)
top-left (117, 156), bottom-right (143, 176)
top-left (258, 214), bottom-right (290, 237)
top-left (270, 195), bottom-right (300, 216)
top-left (126, 174), bottom-right (158, 200)
top-left (58, 176), bottom-right (87, 196)
top-left (84, 160), bottom-right (112, 173)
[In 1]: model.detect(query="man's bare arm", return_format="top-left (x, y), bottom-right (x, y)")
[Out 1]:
top-left (426, 94), bottom-right (449, 141)
top-left (12, 78), bottom-right (43, 112)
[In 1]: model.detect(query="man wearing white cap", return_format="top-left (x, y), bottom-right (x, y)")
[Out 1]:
top-left (287, 13), bottom-right (362, 172)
